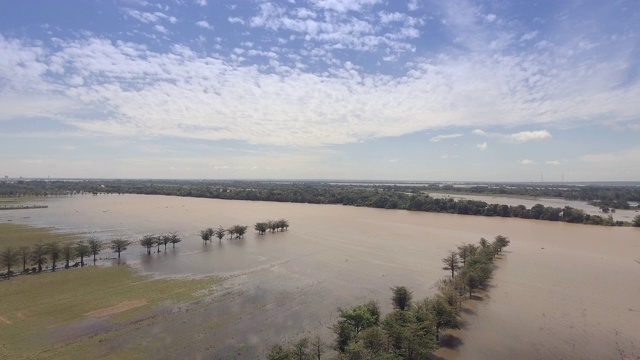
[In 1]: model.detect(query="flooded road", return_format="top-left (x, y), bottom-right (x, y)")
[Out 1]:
top-left (2, 194), bottom-right (639, 359)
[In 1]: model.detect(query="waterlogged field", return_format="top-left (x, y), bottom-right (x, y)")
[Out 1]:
top-left (1, 194), bottom-right (639, 359)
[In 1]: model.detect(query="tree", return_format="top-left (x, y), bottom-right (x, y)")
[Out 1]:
top-left (167, 232), bottom-right (182, 248)
top-left (456, 243), bottom-right (470, 265)
top-left (333, 303), bottom-right (379, 352)
top-left (463, 269), bottom-right (482, 297)
top-left (46, 242), bottom-right (61, 271)
top-left (30, 242), bottom-right (48, 272)
top-left (226, 226), bottom-right (236, 239)
top-left (254, 222), bottom-right (268, 235)
top-left (632, 215), bottom-right (640, 227)
top-left (479, 237), bottom-right (489, 249)
top-left (277, 218), bottom-right (289, 231)
top-left (233, 225), bottom-right (248, 238)
top-left (62, 242), bottom-right (75, 269)
top-left (1, 247), bottom-right (20, 278)
top-left (160, 234), bottom-right (172, 250)
top-left (18, 246), bottom-right (29, 272)
top-left (87, 238), bottom-right (103, 263)
top-left (267, 344), bottom-right (292, 360)
top-left (429, 297), bottom-right (460, 341)
top-left (292, 337), bottom-right (310, 360)
top-left (214, 226), bottom-right (225, 242)
top-left (75, 241), bottom-right (90, 267)
top-left (494, 235), bottom-right (510, 253)
top-left (442, 251), bottom-right (461, 278)
top-left (310, 335), bottom-right (324, 360)
top-left (200, 228), bottom-right (213, 243)
top-left (391, 286), bottom-right (413, 311)
top-left (140, 235), bottom-right (156, 255)
top-left (110, 238), bottom-right (132, 259)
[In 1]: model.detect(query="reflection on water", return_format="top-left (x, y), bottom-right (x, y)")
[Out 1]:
top-left (2, 194), bottom-right (639, 359)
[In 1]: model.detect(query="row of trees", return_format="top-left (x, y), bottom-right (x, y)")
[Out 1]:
top-left (255, 219), bottom-right (290, 235)
top-left (139, 233), bottom-right (182, 254)
top-left (199, 225), bottom-right (248, 244)
top-left (4, 180), bottom-right (640, 211)
top-left (267, 235), bottom-right (510, 359)
top-left (3, 180), bottom-right (638, 226)
top-left (0, 237), bottom-right (138, 278)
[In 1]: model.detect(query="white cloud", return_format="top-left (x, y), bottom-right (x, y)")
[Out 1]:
top-left (475, 142), bottom-right (487, 150)
top-left (196, 20), bottom-right (213, 30)
top-left (545, 160), bottom-right (560, 165)
top-left (310, 0), bottom-right (382, 13)
top-left (228, 17), bottom-right (245, 25)
top-left (485, 14), bottom-right (496, 22)
top-left (519, 159), bottom-right (535, 165)
top-left (429, 133), bottom-right (463, 142)
top-left (520, 31), bottom-right (538, 41)
top-left (508, 130), bottom-right (552, 143)
top-left (473, 130), bottom-right (552, 143)
top-left (154, 25), bottom-right (169, 34)
top-left (194, 0), bottom-right (207, 6)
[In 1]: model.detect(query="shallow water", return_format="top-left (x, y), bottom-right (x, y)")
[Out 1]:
top-left (2, 194), bottom-right (639, 359)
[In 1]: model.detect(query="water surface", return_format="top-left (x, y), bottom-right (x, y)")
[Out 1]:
top-left (2, 194), bottom-right (638, 359)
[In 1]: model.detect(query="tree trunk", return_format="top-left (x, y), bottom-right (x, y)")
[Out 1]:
top-left (117, 251), bottom-right (121, 259)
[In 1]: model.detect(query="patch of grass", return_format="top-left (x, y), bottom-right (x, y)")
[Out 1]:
top-left (0, 265), bottom-right (222, 359)
top-left (0, 223), bottom-right (79, 251)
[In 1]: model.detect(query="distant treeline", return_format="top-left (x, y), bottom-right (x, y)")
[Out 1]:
top-left (2, 180), bottom-right (639, 227)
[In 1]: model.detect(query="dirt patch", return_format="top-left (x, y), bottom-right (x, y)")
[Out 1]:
top-left (85, 300), bottom-right (148, 318)
top-left (0, 316), bottom-right (12, 324)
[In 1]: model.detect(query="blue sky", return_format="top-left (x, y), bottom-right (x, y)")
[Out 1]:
top-left (0, 0), bottom-right (639, 181)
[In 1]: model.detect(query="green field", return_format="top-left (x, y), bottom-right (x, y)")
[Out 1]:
top-left (0, 223), bottom-right (79, 250)
top-left (0, 224), bottom-right (223, 359)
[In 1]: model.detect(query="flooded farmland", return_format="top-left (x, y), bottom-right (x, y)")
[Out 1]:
top-left (2, 194), bottom-right (639, 359)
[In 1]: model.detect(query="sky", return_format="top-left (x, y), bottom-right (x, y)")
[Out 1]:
top-left (0, 0), bottom-right (639, 182)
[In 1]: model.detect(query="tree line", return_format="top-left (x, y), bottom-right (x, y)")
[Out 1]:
top-left (266, 235), bottom-right (510, 360)
top-left (0, 237), bottom-right (137, 278)
top-left (2, 180), bottom-right (636, 227)
top-left (2, 219), bottom-right (292, 277)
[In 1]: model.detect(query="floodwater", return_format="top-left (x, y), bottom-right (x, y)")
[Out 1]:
top-left (2, 194), bottom-right (639, 359)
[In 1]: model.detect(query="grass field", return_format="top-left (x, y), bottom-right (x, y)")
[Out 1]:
top-left (0, 224), bottom-right (224, 359)
top-left (0, 223), bottom-right (80, 251)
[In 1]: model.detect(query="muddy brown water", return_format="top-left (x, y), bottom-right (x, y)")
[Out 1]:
top-left (2, 194), bottom-right (639, 359)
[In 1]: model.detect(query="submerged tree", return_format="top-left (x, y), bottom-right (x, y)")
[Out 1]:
top-left (200, 228), bottom-right (213, 243)
top-left (62, 242), bottom-right (75, 269)
top-left (494, 235), bottom-right (510, 253)
top-left (75, 241), bottom-right (90, 267)
top-left (429, 296), bottom-right (460, 341)
top-left (442, 250), bottom-right (461, 279)
top-left (391, 285), bottom-right (413, 311)
top-left (214, 226), bottom-right (225, 242)
top-left (254, 222), bottom-right (268, 235)
top-left (167, 232), bottom-right (182, 248)
top-left (140, 235), bottom-right (156, 255)
top-left (110, 238), bottom-right (132, 259)
top-left (87, 238), bottom-right (103, 262)
top-left (233, 225), bottom-right (248, 238)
